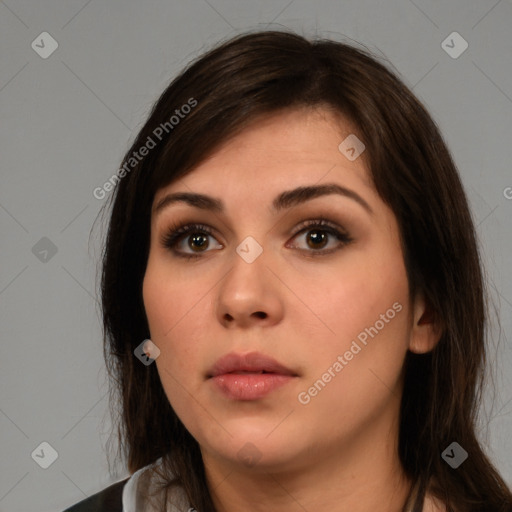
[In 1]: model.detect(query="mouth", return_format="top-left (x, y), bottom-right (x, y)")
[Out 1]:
top-left (225, 370), bottom-right (270, 374)
top-left (207, 352), bottom-right (298, 400)
top-left (207, 351), bottom-right (297, 378)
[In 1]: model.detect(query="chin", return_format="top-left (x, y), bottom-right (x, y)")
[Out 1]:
top-left (200, 429), bottom-right (306, 471)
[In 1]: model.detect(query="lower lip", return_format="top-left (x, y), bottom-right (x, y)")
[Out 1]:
top-left (210, 373), bottom-right (294, 400)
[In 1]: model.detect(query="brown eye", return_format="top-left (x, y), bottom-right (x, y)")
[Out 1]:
top-left (288, 219), bottom-right (353, 256)
top-left (161, 218), bottom-right (353, 260)
top-left (188, 233), bottom-right (210, 252)
top-left (305, 229), bottom-right (329, 249)
top-left (161, 223), bottom-right (222, 259)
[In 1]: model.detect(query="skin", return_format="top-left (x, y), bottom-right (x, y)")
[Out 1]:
top-left (143, 107), bottom-right (444, 511)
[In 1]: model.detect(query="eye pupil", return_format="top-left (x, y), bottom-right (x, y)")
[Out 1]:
top-left (189, 233), bottom-right (209, 251)
top-left (307, 230), bottom-right (328, 249)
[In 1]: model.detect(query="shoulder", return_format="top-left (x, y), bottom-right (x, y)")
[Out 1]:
top-left (62, 477), bottom-right (129, 512)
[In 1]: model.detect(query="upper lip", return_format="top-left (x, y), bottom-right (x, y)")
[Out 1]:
top-left (207, 352), bottom-right (297, 378)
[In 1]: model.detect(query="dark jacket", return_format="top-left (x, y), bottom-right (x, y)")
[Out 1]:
top-left (62, 478), bottom-right (129, 512)
top-left (62, 474), bottom-right (426, 511)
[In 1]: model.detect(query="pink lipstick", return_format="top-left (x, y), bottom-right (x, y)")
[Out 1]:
top-left (207, 352), bottom-right (297, 400)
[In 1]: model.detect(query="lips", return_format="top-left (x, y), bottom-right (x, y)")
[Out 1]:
top-left (208, 352), bottom-right (296, 378)
top-left (207, 352), bottom-right (297, 400)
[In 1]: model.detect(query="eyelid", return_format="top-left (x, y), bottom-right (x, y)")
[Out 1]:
top-left (286, 218), bottom-right (353, 252)
top-left (159, 222), bottom-right (222, 251)
top-left (289, 217), bottom-right (348, 237)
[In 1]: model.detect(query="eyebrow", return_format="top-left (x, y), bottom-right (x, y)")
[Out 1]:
top-left (153, 183), bottom-right (373, 217)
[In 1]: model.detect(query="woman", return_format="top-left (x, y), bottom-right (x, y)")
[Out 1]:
top-left (64, 30), bottom-right (512, 511)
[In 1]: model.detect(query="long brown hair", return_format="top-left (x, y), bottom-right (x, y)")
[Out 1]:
top-left (98, 29), bottom-right (512, 511)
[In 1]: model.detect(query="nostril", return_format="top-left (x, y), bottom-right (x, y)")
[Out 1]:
top-left (253, 311), bottom-right (267, 319)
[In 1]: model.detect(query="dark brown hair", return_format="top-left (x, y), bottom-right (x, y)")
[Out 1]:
top-left (98, 29), bottom-right (512, 511)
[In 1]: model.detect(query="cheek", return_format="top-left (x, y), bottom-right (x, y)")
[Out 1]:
top-left (295, 304), bottom-right (410, 435)
top-left (288, 244), bottom-right (409, 349)
top-left (143, 254), bottom-right (209, 340)
top-left (143, 270), bottom-right (204, 427)
top-left (142, 259), bottom-right (214, 388)
top-left (290, 243), bottom-right (410, 402)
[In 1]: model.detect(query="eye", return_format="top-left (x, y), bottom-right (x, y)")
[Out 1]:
top-left (160, 222), bottom-right (223, 259)
top-left (160, 218), bottom-right (353, 260)
top-left (287, 218), bottom-right (353, 256)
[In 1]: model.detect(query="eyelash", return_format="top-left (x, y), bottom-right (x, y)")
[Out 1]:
top-left (160, 217), bottom-right (354, 260)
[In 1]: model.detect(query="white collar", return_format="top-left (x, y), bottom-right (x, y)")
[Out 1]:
top-left (122, 458), bottom-right (196, 512)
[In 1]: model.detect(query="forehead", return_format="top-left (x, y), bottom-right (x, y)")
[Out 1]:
top-left (153, 107), bottom-right (374, 205)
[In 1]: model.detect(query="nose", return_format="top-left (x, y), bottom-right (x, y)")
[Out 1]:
top-left (216, 244), bottom-right (285, 329)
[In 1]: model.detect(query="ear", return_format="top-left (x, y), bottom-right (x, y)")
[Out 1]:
top-left (408, 293), bottom-right (443, 354)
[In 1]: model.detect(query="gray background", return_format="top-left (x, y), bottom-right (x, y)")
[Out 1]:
top-left (1, 1), bottom-right (511, 511)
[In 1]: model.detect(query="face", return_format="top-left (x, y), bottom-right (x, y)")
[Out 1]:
top-left (143, 107), bottom-right (422, 474)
